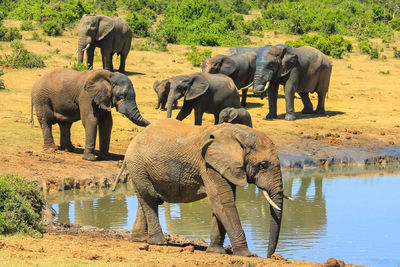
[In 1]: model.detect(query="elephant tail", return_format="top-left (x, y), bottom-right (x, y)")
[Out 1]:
top-left (111, 159), bottom-right (126, 191)
top-left (29, 98), bottom-right (34, 128)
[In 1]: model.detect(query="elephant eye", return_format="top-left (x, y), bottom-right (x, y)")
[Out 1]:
top-left (258, 161), bottom-right (269, 170)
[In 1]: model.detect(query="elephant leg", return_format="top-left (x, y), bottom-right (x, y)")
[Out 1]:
top-left (241, 89), bottom-right (248, 107)
top-left (131, 170), bottom-right (166, 245)
top-left (266, 82), bottom-right (279, 120)
top-left (299, 92), bottom-right (314, 114)
top-left (101, 48), bottom-right (112, 71)
top-left (315, 90), bottom-right (327, 114)
top-left (98, 111), bottom-right (113, 160)
top-left (39, 120), bottom-right (56, 149)
top-left (86, 46), bottom-right (95, 69)
top-left (206, 214), bottom-right (227, 254)
top-left (176, 102), bottom-right (193, 122)
top-left (58, 122), bottom-right (75, 152)
top-left (119, 52), bottom-right (127, 73)
top-left (214, 114), bottom-right (219, 125)
top-left (284, 82), bottom-right (297, 121)
top-left (81, 115), bottom-right (98, 161)
top-left (131, 201), bottom-right (148, 242)
top-left (194, 108), bottom-right (204, 125)
top-left (204, 167), bottom-right (251, 256)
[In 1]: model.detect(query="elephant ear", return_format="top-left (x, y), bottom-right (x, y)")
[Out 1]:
top-left (96, 16), bottom-right (114, 41)
top-left (201, 127), bottom-right (247, 186)
top-left (227, 108), bottom-right (239, 122)
top-left (185, 74), bottom-right (209, 101)
top-left (280, 52), bottom-right (298, 77)
top-left (153, 80), bottom-right (160, 92)
top-left (84, 70), bottom-right (112, 111)
top-left (220, 57), bottom-right (237, 76)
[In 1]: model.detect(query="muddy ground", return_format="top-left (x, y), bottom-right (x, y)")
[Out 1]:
top-left (0, 19), bottom-right (398, 265)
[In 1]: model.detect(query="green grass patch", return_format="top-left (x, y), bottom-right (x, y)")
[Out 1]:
top-left (186, 45), bottom-right (211, 67)
top-left (0, 41), bottom-right (45, 68)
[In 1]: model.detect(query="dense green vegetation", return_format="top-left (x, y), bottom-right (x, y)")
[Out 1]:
top-left (0, 41), bottom-right (46, 68)
top-left (0, 174), bottom-right (45, 235)
top-left (186, 45), bottom-right (212, 66)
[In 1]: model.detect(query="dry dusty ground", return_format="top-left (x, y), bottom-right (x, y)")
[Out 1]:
top-left (0, 19), bottom-right (398, 266)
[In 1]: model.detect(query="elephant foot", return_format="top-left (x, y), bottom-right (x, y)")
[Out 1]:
top-left (97, 152), bottom-right (111, 161)
top-left (315, 108), bottom-right (325, 114)
top-left (83, 152), bottom-right (97, 161)
top-left (148, 232), bottom-right (167, 245)
top-left (265, 113), bottom-right (277, 120)
top-left (285, 113), bottom-right (296, 121)
top-left (232, 247), bottom-right (254, 257)
top-left (206, 244), bottom-right (227, 254)
top-left (43, 144), bottom-right (57, 152)
top-left (59, 144), bottom-right (75, 152)
top-left (301, 108), bottom-right (314, 114)
top-left (131, 232), bottom-right (148, 243)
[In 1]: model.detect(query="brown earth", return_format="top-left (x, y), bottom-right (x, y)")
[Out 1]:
top-left (0, 19), bottom-right (397, 266)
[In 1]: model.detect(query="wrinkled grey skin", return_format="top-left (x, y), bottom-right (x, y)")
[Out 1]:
top-left (218, 107), bottom-right (253, 128)
top-left (253, 45), bottom-right (332, 121)
top-left (153, 78), bottom-right (177, 111)
top-left (226, 47), bottom-right (262, 55)
top-left (121, 119), bottom-right (284, 258)
top-left (77, 14), bottom-right (132, 73)
top-left (202, 52), bottom-right (257, 107)
top-left (166, 72), bottom-right (241, 125)
top-left (31, 69), bottom-right (149, 161)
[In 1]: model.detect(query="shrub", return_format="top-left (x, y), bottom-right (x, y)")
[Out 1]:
top-left (125, 12), bottom-right (152, 37)
top-left (70, 61), bottom-right (92, 71)
top-left (358, 40), bottom-right (372, 54)
top-left (285, 34), bottom-right (352, 59)
top-left (389, 17), bottom-right (400, 31)
top-left (20, 21), bottom-right (35, 31)
top-left (42, 20), bottom-right (63, 36)
top-left (1, 41), bottom-right (45, 69)
top-left (186, 45), bottom-right (211, 67)
top-left (0, 25), bottom-right (22, 41)
top-left (0, 174), bottom-right (45, 235)
top-left (393, 47), bottom-right (400, 59)
top-left (369, 47), bottom-right (379, 59)
top-left (0, 68), bottom-right (5, 90)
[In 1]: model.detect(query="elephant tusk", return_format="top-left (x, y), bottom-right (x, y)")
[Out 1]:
top-left (284, 194), bottom-right (293, 200)
top-left (263, 81), bottom-right (270, 93)
top-left (262, 190), bottom-right (281, 211)
top-left (74, 48), bottom-right (78, 55)
top-left (238, 82), bottom-right (253, 91)
top-left (81, 43), bottom-right (90, 51)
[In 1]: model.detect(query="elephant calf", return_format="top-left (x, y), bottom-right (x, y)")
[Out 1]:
top-left (31, 69), bottom-right (149, 161)
top-left (112, 119), bottom-right (285, 257)
top-left (218, 107), bottom-right (253, 128)
top-left (153, 78), bottom-right (177, 111)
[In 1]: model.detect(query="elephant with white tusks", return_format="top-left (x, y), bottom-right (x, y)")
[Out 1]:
top-left (30, 69), bottom-right (149, 161)
top-left (77, 14), bottom-right (132, 73)
top-left (112, 119), bottom-right (292, 257)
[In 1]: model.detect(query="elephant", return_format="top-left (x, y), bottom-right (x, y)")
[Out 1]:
top-left (202, 52), bottom-right (258, 107)
top-left (253, 45), bottom-right (332, 121)
top-left (166, 72), bottom-right (241, 125)
top-left (153, 78), bottom-right (177, 111)
top-left (30, 69), bottom-right (150, 161)
top-left (111, 119), bottom-right (285, 257)
top-left (218, 107), bottom-right (253, 128)
top-left (226, 46), bottom-right (262, 55)
top-left (77, 14), bottom-right (132, 73)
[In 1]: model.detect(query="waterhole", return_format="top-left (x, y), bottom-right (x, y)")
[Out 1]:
top-left (47, 165), bottom-right (400, 266)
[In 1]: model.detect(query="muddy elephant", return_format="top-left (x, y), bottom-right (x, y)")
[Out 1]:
top-left (202, 52), bottom-right (258, 107)
top-left (153, 78), bottom-right (177, 111)
top-left (30, 69), bottom-right (149, 161)
top-left (77, 14), bottom-right (132, 73)
top-left (253, 45), bottom-right (332, 121)
top-left (166, 72), bottom-right (241, 125)
top-left (218, 107), bottom-right (253, 128)
top-left (112, 119), bottom-right (285, 257)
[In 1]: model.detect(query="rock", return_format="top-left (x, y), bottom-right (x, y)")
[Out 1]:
top-left (138, 244), bottom-right (149, 251)
top-left (183, 245), bottom-right (194, 253)
top-left (326, 257), bottom-right (345, 267)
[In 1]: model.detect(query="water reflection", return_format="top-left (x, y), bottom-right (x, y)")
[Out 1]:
top-left (47, 166), bottom-right (400, 266)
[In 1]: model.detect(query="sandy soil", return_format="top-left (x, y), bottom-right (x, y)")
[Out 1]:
top-left (0, 19), bottom-right (397, 266)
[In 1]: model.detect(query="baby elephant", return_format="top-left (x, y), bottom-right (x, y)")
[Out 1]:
top-left (218, 107), bottom-right (252, 128)
top-left (153, 78), bottom-right (177, 111)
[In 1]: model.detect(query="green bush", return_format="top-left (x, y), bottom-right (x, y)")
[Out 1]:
top-left (393, 47), bottom-right (400, 59)
top-left (358, 40), bottom-right (372, 54)
top-left (186, 45), bottom-right (211, 67)
top-left (285, 34), bottom-right (352, 59)
top-left (0, 174), bottom-right (45, 235)
top-left (369, 47), bottom-right (379, 59)
top-left (70, 61), bottom-right (92, 71)
top-left (389, 17), bottom-right (400, 31)
top-left (123, 0), bottom-right (170, 14)
top-left (0, 68), bottom-right (5, 90)
top-left (1, 41), bottom-right (45, 69)
top-left (20, 21), bottom-right (35, 31)
top-left (125, 12), bottom-right (152, 37)
top-left (0, 25), bottom-right (22, 41)
top-left (42, 20), bottom-right (63, 36)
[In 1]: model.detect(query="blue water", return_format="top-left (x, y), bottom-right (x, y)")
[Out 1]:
top-left (49, 168), bottom-right (400, 266)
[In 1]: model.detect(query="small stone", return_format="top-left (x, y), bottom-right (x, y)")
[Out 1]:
top-left (326, 257), bottom-right (338, 267)
top-left (345, 136), bottom-right (351, 139)
top-left (389, 141), bottom-right (395, 145)
top-left (380, 132), bottom-right (386, 136)
top-left (183, 245), bottom-right (194, 253)
top-left (138, 244), bottom-right (149, 251)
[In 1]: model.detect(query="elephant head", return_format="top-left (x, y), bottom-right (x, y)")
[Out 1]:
top-left (84, 70), bottom-right (150, 127)
top-left (253, 45), bottom-right (298, 95)
top-left (77, 15), bottom-right (114, 64)
top-left (153, 79), bottom-right (172, 111)
top-left (202, 55), bottom-right (237, 76)
top-left (201, 124), bottom-right (284, 257)
top-left (218, 107), bottom-right (238, 124)
top-left (166, 73), bottom-right (209, 118)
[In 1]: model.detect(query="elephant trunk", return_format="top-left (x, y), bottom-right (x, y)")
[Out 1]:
top-left (77, 34), bottom-right (90, 63)
top-left (119, 101), bottom-right (150, 127)
top-left (166, 92), bottom-right (175, 118)
top-left (253, 62), bottom-right (266, 94)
